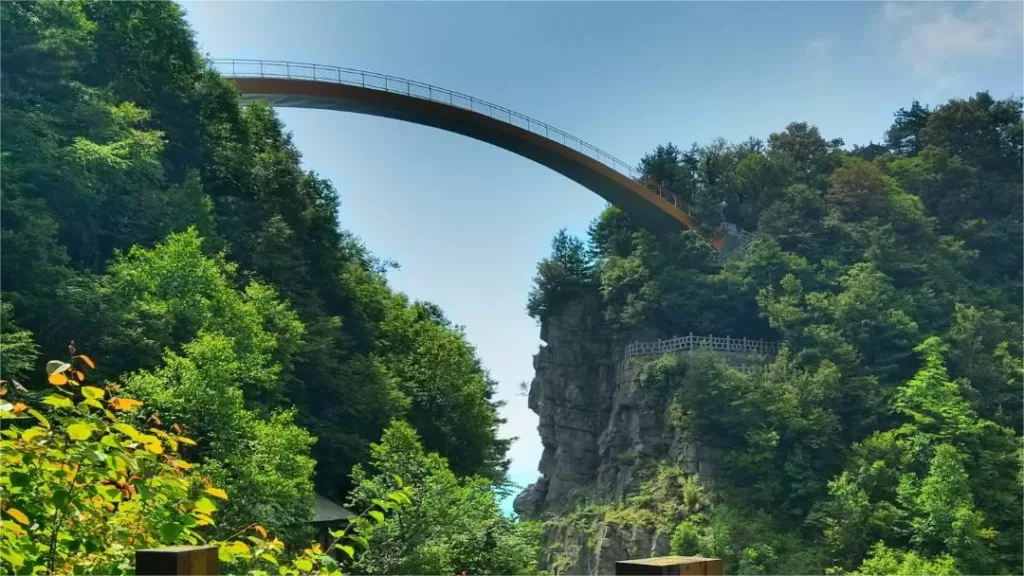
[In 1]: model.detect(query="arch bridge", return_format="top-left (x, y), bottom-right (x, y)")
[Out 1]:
top-left (213, 59), bottom-right (729, 250)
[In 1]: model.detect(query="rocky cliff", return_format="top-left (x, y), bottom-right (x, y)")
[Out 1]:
top-left (514, 295), bottom-right (727, 574)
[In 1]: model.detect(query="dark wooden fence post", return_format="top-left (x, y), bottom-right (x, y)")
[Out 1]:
top-left (136, 545), bottom-right (219, 575)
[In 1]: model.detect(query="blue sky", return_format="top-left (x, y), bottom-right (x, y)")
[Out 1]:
top-left (179, 1), bottom-right (1022, 511)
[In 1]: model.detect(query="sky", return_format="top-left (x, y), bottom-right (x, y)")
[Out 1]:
top-left (179, 1), bottom-right (1023, 512)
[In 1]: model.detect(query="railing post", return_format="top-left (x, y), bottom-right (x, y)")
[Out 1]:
top-left (286, 62), bottom-right (290, 78)
top-left (312, 64), bottom-right (316, 80)
top-left (361, 72), bottom-right (365, 88)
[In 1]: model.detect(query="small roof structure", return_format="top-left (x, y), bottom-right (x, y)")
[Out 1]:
top-left (312, 493), bottom-right (354, 525)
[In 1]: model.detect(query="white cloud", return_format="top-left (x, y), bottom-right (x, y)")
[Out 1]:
top-left (806, 37), bottom-right (835, 60)
top-left (878, 2), bottom-right (1023, 77)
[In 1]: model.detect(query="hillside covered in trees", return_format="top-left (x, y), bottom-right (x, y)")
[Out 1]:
top-left (521, 92), bottom-right (1022, 574)
top-left (1, 2), bottom-right (540, 573)
top-left (2, 1), bottom-right (1022, 575)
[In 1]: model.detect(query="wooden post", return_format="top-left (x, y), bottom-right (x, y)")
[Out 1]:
top-left (136, 546), bottom-right (219, 576)
top-left (616, 556), bottom-right (722, 575)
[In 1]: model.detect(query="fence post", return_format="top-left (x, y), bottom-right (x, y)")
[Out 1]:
top-left (136, 546), bottom-right (218, 575)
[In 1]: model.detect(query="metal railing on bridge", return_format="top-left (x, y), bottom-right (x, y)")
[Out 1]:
top-left (211, 58), bottom-right (692, 215)
top-left (624, 333), bottom-right (779, 359)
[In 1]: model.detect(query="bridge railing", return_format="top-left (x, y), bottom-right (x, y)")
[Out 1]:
top-left (211, 58), bottom-right (693, 216)
top-left (624, 333), bottom-right (779, 359)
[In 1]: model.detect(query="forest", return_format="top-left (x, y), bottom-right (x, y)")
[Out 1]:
top-left (1, 0), bottom-right (1021, 575)
top-left (527, 90), bottom-right (1022, 573)
top-left (1, 1), bottom-right (538, 574)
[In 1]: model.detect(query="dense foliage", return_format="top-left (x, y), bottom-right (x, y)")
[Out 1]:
top-left (1, 0), bottom-right (509, 521)
top-left (0, 357), bottom-right (408, 575)
top-left (530, 95), bottom-right (1022, 573)
top-left (1, 0), bottom-right (525, 571)
top-left (347, 421), bottom-right (541, 575)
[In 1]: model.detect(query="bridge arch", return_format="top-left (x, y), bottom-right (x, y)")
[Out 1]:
top-left (213, 59), bottom-right (724, 250)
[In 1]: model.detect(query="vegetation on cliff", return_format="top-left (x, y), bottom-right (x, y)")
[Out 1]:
top-left (529, 94), bottom-right (1022, 574)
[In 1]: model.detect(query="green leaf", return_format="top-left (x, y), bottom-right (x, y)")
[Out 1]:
top-left (259, 553), bottom-right (278, 565)
top-left (393, 474), bottom-right (404, 488)
top-left (113, 423), bottom-right (142, 441)
top-left (337, 545), bottom-right (354, 559)
top-left (387, 491), bottom-right (411, 506)
top-left (43, 394), bottom-right (74, 409)
top-left (53, 488), bottom-right (72, 509)
top-left (22, 427), bottom-right (47, 442)
top-left (371, 498), bottom-right (392, 510)
top-left (194, 497), bottom-right (217, 515)
top-left (27, 408), bottom-right (49, 429)
top-left (346, 534), bottom-right (368, 549)
top-left (80, 398), bottom-right (104, 410)
top-left (81, 386), bottom-right (105, 400)
top-left (1, 549), bottom-right (24, 569)
top-left (67, 422), bottom-right (93, 441)
top-left (368, 510), bottom-right (385, 525)
top-left (97, 485), bottom-right (121, 502)
top-left (294, 558), bottom-right (313, 571)
top-left (159, 522), bottom-right (184, 542)
top-left (218, 546), bottom-right (236, 563)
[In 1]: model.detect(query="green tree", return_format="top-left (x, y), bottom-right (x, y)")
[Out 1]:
top-left (348, 421), bottom-right (540, 575)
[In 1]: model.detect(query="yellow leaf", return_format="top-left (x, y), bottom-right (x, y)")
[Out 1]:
top-left (144, 441), bottom-right (163, 455)
top-left (12, 403), bottom-right (27, 414)
top-left (82, 386), bottom-right (104, 400)
top-left (109, 397), bottom-right (143, 411)
top-left (177, 436), bottom-right (197, 446)
top-left (67, 423), bottom-right (93, 441)
top-left (205, 487), bottom-right (228, 500)
top-left (5, 508), bottom-right (29, 526)
top-left (254, 524), bottom-right (267, 538)
top-left (48, 373), bottom-right (68, 386)
top-left (232, 541), bottom-right (249, 554)
top-left (77, 354), bottom-right (96, 369)
top-left (73, 370), bottom-right (85, 382)
top-left (172, 459), bottom-right (192, 469)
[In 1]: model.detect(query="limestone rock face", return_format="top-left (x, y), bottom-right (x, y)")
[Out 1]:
top-left (515, 294), bottom-right (618, 517)
top-left (515, 295), bottom-right (717, 520)
top-left (538, 519), bottom-right (671, 576)
top-left (515, 295), bottom-right (725, 574)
